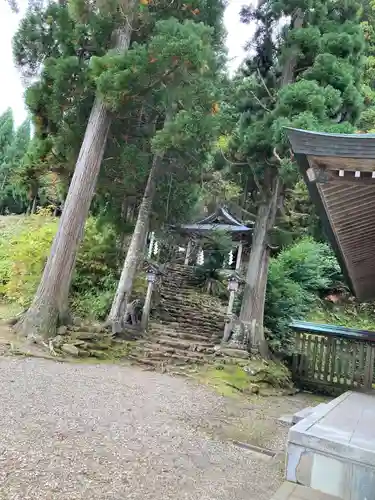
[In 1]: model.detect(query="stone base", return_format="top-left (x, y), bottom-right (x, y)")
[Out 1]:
top-left (286, 391), bottom-right (375, 499)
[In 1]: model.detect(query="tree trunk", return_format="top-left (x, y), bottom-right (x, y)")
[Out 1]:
top-left (30, 195), bottom-right (37, 215)
top-left (107, 152), bottom-right (164, 332)
top-left (239, 8), bottom-right (304, 355)
top-left (16, 17), bottom-right (135, 339)
top-left (240, 175), bottom-right (280, 352)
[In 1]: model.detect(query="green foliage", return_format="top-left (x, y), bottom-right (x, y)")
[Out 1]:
top-left (308, 303), bottom-right (375, 331)
top-left (194, 230), bottom-right (232, 296)
top-left (0, 211), bottom-right (58, 305)
top-left (71, 218), bottom-right (118, 318)
top-left (265, 238), bottom-right (342, 353)
top-left (0, 214), bottom-right (120, 319)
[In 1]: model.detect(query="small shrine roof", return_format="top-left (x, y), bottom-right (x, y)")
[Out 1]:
top-left (179, 207), bottom-right (253, 233)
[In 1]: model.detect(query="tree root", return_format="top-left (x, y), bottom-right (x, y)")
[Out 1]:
top-left (42, 339), bottom-right (58, 357)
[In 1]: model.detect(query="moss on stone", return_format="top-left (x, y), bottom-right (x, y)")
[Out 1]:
top-left (194, 360), bottom-right (294, 398)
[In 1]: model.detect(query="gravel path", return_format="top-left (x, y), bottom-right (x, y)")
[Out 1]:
top-left (0, 358), bottom-right (292, 500)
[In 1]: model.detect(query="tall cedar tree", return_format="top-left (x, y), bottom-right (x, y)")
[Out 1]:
top-left (15, 0), bottom-right (136, 338)
top-left (89, 15), bottom-right (225, 331)
top-left (15, 0), bottom-right (225, 338)
top-left (233, 0), bottom-right (365, 354)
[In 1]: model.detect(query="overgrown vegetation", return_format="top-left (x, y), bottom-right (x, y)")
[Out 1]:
top-left (195, 361), bottom-right (294, 398)
top-left (0, 0), bottom-right (374, 359)
top-left (0, 212), bottom-right (138, 320)
top-left (265, 238), bottom-right (343, 353)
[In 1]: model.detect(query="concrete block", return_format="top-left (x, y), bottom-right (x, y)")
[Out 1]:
top-left (349, 462), bottom-right (375, 500)
top-left (292, 407), bottom-right (314, 424)
top-left (310, 454), bottom-right (346, 498)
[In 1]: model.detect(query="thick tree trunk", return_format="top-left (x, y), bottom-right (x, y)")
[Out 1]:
top-left (239, 175), bottom-right (280, 353)
top-left (16, 17), bottom-right (135, 339)
top-left (107, 153), bottom-right (164, 332)
top-left (239, 7), bottom-right (304, 355)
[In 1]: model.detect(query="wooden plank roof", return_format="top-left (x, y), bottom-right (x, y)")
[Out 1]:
top-left (286, 128), bottom-right (375, 301)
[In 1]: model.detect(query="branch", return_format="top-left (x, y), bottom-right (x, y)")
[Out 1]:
top-left (219, 148), bottom-right (248, 166)
top-left (250, 91), bottom-right (271, 113)
top-left (133, 65), bottom-right (182, 100)
top-left (257, 68), bottom-right (274, 100)
top-left (273, 147), bottom-right (283, 164)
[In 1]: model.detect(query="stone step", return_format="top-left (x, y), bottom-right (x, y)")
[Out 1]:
top-left (159, 322), bottom-right (223, 334)
top-left (155, 337), bottom-right (215, 352)
top-left (129, 356), bottom-right (160, 368)
top-left (143, 343), bottom-right (211, 358)
top-left (160, 290), bottom-right (224, 305)
top-left (149, 327), bottom-right (216, 343)
top-left (158, 308), bottom-right (224, 323)
top-left (159, 301), bottom-right (222, 312)
top-left (150, 324), bottom-right (221, 338)
top-left (160, 290), bottom-right (225, 303)
top-left (143, 351), bottom-right (211, 365)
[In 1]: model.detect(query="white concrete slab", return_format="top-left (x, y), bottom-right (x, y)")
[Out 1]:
top-left (286, 391), bottom-right (375, 499)
top-left (289, 391), bottom-right (375, 467)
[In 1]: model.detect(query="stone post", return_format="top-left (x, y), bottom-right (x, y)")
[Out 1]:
top-left (235, 241), bottom-right (243, 271)
top-left (141, 280), bottom-right (154, 331)
top-left (184, 239), bottom-right (192, 265)
top-left (223, 290), bottom-right (236, 342)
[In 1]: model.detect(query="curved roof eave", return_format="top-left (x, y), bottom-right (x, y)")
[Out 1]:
top-left (286, 127), bottom-right (375, 158)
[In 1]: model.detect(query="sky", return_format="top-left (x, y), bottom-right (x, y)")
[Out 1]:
top-left (0, 0), bottom-right (254, 127)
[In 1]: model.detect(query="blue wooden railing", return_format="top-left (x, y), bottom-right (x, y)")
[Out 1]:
top-left (289, 320), bottom-right (375, 393)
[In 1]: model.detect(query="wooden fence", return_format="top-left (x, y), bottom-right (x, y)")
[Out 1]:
top-left (290, 321), bottom-right (375, 394)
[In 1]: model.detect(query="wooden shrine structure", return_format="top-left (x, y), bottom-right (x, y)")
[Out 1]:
top-left (147, 206), bottom-right (253, 270)
top-left (287, 127), bottom-right (375, 301)
top-left (274, 128), bottom-right (375, 500)
top-left (178, 206), bottom-right (253, 270)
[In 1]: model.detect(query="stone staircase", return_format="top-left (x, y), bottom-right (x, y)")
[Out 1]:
top-left (132, 263), bottom-right (227, 368)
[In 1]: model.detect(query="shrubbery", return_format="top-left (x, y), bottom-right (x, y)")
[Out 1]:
top-left (265, 238), bottom-right (342, 353)
top-left (0, 212), bottom-right (122, 319)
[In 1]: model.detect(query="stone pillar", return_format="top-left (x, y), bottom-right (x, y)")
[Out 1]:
top-left (235, 241), bottom-right (243, 271)
top-left (223, 290), bottom-right (236, 342)
top-left (141, 280), bottom-right (154, 331)
top-left (184, 239), bottom-right (192, 265)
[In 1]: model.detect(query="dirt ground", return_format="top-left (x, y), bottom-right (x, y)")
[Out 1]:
top-left (0, 355), bottom-right (327, 500)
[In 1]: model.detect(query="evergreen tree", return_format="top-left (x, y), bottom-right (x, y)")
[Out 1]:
top-left (91, 15), bottom-right (225, 330)
top-left (16, 0), bottom-right (138, 338)
top-left (232, 0), bottom-right (365, 354)
top-left (15, 0), bottom-right (225, 338)
top-left (0, 111), bottom-right (32, 214)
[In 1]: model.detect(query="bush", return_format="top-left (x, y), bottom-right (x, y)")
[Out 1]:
top-left (0, 211), bottom-right (58, 305)
top-left (71, 217), bottom-right (119, 318)
top-left (0, 212), bottom-right (121, 320)
top-left (274, 237), bottom-right (341, 294)
top-left (194, 229), bottom-right (232, 296)
top-left (265, 237), bottom-right (342, 353)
